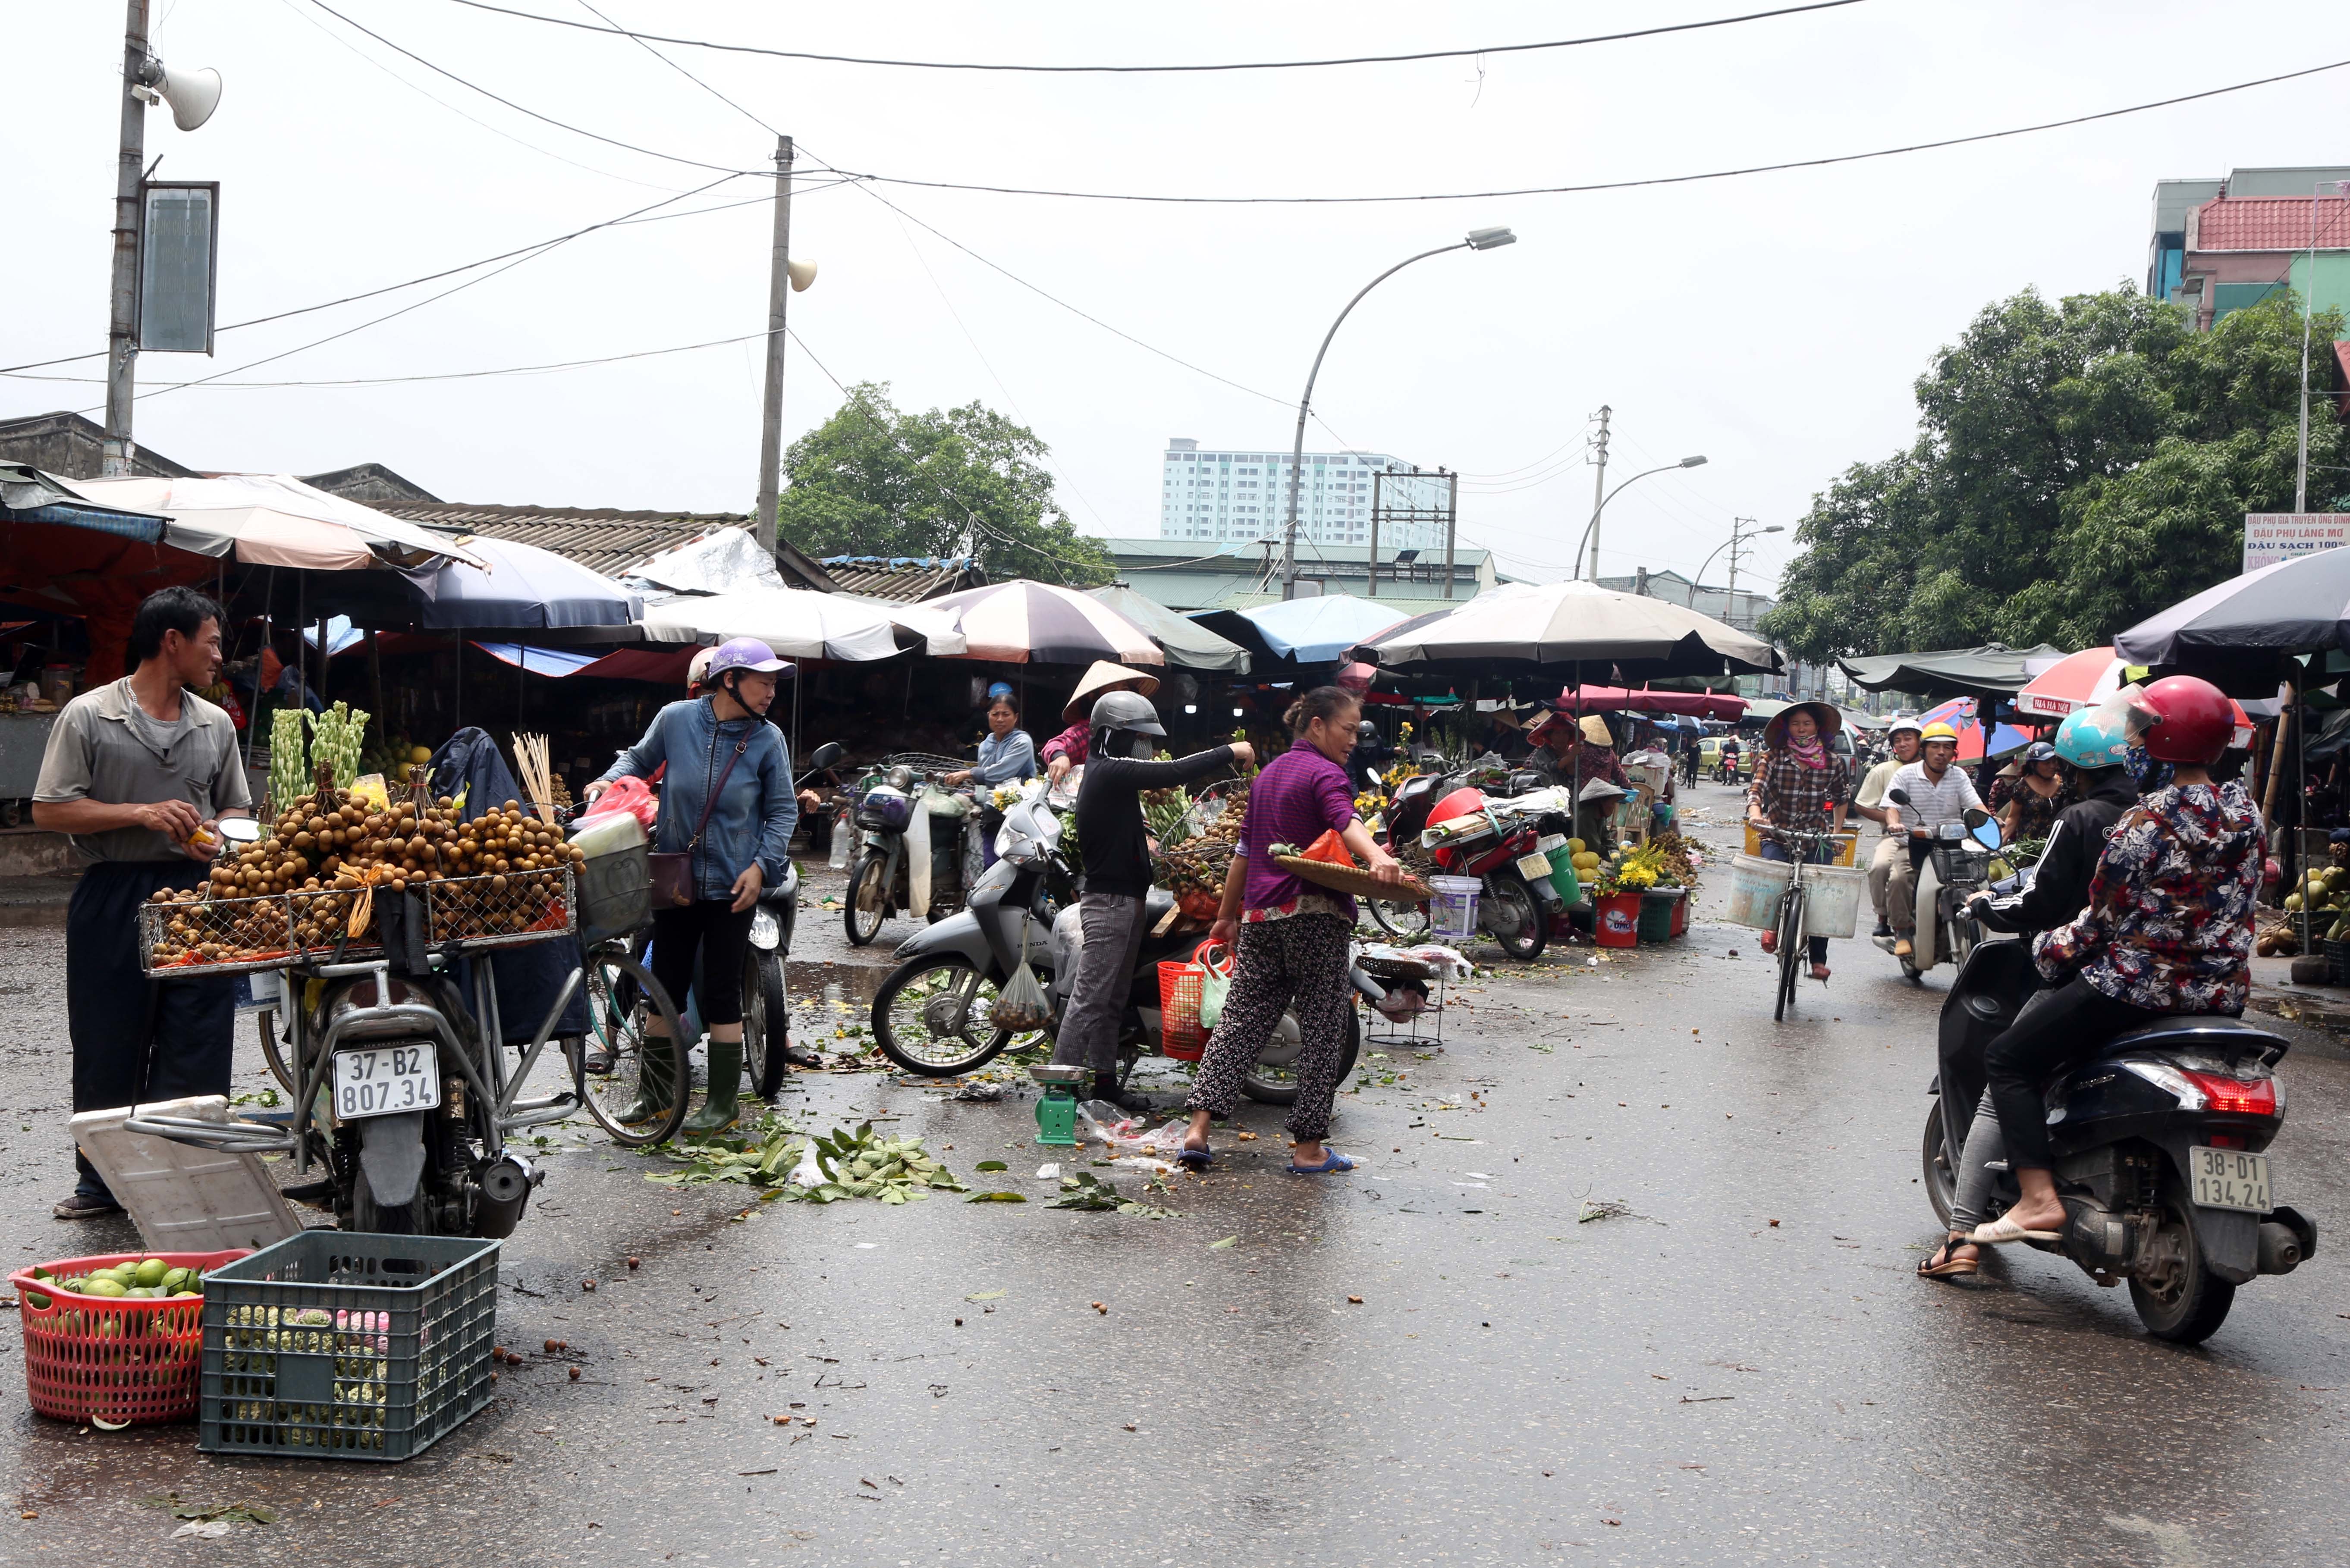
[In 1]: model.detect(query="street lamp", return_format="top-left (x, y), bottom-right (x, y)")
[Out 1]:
top-left (1279, 226), bottom-right (1517, 599)
top-left (1573, 454), bottom-right (1705, 581)
top-left (1687, 517), bottom-right (1783, 624)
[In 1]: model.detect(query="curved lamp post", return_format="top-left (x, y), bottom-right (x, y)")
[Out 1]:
top-left (1279, 227), bottom-right (1517, 599)
top-left (1688, 518), bottom-right (1783, 621)
top-left (1574, 454), bottom-right (1707, 581)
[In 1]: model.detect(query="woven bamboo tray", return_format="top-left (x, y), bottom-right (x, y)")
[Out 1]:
top-left (1273, 853), bottom-right (1434, 903)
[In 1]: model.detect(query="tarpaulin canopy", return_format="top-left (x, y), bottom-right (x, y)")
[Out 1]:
top-left (1087, 584), bottom-right (1250, 673)
top-left (331, 634), bottom-right (695, 685)
top-left (1349, 580), bottom-right (1778, 680)
top-left (1230, 593), bottom-right (1414, 665)
top-left (68, 474), bottom-right (485, 571)
top-left (408, 534), bottom-right (640, 629)
top-left (638, 587), bottom-right (961, 661)
top-left (1835, 643), bottom-right (2068, 699)
top-left (1, 464), bottom-right (217, 682)
top-left (1554, 683), bottom-right (1747, 721)
top-left (2018, 645), bottom-right (2256, 748)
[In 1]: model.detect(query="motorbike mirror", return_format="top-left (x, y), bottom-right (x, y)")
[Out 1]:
top-left (215, 817), bottom-right (264, 846)
top-left (1963, 806), bottom-right (1992, 828)
top-left (809, 741), bottom-right (845, 771)
top-left (1886, 787), bottom-right (1910, 806)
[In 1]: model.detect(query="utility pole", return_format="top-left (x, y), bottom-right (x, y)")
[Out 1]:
top-left (103, 0), bottom-right (151, 476)
top-left (754, 134), bottom-right (795, 556)
top-left (1579, 404), bottom-right (1611, 580)
top-left (1725, 515), bottom-right (1754, 628)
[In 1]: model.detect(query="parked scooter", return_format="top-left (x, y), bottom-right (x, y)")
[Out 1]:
top-left (1925, 937), bottom-right (2315, 1342)
top-left (869, 784), bottom-right (1374, 1103)
top-left (1873, 786), bottom-right (1996, 981)
top-left (1410, 781), bottom-right (1573, 960)
top-left (841, 754), bottom-right (986, 947)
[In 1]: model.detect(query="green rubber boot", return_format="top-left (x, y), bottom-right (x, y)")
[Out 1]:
top-left (616, 1032), bottom-right (680, 1126)
top-left (683, 1038), bottom-right (742, 1136)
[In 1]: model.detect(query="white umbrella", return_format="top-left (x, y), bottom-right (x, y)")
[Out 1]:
top-left (638, 587), bottom-right (965, 661)
top-left (921, 580), bottom-right (1162, 665)
top-left (69, 474), bottom-right (486, 571)
top-left (1351, 579), bottom-right (1778, 678)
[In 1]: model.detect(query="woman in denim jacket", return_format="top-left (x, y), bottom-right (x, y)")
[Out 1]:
top-left (587, 637), bottom-right (798, 1133)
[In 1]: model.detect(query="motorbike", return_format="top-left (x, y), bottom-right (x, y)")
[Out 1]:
top-left (869, 783), bottom-right (1376, 1104)
top-left (840, 753), bottom-right (987, 947)
top-left (1373, 772), bottom-right (1568, 958)
top-left (1924, 936), bottom-right (2315, 1342)
top-left (1872, 787), bottom-right (1995, 982)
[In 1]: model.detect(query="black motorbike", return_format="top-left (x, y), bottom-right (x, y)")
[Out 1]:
top-left (1924, 937), bottom-right (2315, 1343)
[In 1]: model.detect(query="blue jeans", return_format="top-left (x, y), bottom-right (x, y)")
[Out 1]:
top-left (1759, 839), bottom-right (1831, 965)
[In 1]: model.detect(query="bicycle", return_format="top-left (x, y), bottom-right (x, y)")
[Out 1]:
top-left (1762, 826), bottom-right (1843, 1022)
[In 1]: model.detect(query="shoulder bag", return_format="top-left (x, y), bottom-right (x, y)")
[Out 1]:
top-left (650, 729), bottom-right (750, 908)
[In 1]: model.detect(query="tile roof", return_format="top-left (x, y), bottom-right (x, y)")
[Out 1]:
top-left (369, 502), bottom-right (755, 578)
top-left (2191, 195), bottom-right (2350, 253)
top-left (814, 555), bottom-right (986, 602)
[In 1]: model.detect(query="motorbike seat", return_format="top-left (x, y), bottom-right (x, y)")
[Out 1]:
top-left (2101, 1013), bottom-right (2289, 1065)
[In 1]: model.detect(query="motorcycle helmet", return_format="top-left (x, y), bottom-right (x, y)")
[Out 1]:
top-left (2118, 676), bottom-right (2234, 765)
top-left (1918, 721), bottom-right (1960, 746)
top-left (2053, 708), bottom-right (2129, 770)
top-left (1090, 688), bottom-right (1166, 760)
top-left (1425, 786), bottom-right (1487, 831)
top-left (1885, 718), bottom-right (1923, 742)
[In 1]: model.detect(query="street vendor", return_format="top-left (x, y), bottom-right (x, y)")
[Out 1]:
top-left (1528, 710), bottom-right (1632, 797)
top-left (33, 587), bottom-right (251, 1220)
top-left (1040, 662), bottom-right (1160, 784)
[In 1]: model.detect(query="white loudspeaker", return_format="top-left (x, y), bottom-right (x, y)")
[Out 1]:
top-left (157, 65), bottom-right (223, 132)
top-left (786, 257), bottom-right (817, 293)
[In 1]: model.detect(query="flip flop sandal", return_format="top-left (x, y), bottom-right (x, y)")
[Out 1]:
top-left (1916, 1239), bottom-right (1979, 1279)
top-left (1969, 1214), bottom-right (2062, 1244)
top-left (1285, 1152), bottom-right (1355, 1175)
top-left (1177, 1144), bottom-right (1213, 1170)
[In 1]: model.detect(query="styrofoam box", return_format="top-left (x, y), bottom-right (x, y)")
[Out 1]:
top-left (71, 1095), bottom-right (305, 1254)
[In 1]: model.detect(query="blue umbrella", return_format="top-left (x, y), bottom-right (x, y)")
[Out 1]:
top-left (408, 535), bottom-right (641, 630)
top-left (1237, 593), bottom-right (1413, 664)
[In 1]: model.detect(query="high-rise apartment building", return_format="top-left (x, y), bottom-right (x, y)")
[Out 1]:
top-left (1157, 438), bottom-right (1447, 552)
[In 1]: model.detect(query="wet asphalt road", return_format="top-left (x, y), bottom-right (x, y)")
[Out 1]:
top-left (3, 782), bottom-right (2348, 1566)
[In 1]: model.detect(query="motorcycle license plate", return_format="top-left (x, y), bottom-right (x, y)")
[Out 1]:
top-left (1515, 851), bottom-right (1555, 880)
top-left (2188, 1145), bottom-right (2271, 1214)
top-left (333, 1042), bottom-right (441, 1120)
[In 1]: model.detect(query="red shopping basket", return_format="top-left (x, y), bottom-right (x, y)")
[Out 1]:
top-left (1156, 941), bottom-right (1234, 1061)
top-left (13, 1249), bottom-right (250, 1425)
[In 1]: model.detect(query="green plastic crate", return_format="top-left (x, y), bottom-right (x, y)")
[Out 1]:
top-left (198, 1231), bottom-right (499, 1461)
top-left (1637, 888), bottom-right (1680, 943)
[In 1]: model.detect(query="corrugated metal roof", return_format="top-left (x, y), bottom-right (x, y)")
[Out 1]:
top-left (371, 502), bottom-right (752, 578)
top-left (2191, 195), bottom-right (2349, 253)
top-left (814, 555), bottom-right (985, 602)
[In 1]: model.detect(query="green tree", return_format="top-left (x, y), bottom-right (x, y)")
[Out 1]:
top-left (1761, 288), bottom-right (2347, 662)
top-left (776, 382), bottom-right (1114, 586)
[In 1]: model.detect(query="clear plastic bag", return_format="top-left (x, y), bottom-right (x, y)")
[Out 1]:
top-left (989, 921), bottom-right (1055, 1031)
top-left (1195, 941), bottom-right (1235, 1031)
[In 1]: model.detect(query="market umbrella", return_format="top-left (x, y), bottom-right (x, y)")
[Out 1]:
top-left (1554, 683), bottom-right (1747, 721)
top-left (1916, 696), bottom-right (2032, 762)
top-left (922, 580), bottom-right (1161, 665)
top-left (1348, 580), bottom-right (1778, 678)
top-left (638, 587), bottom-right (961, 661)
top-left (406, 535), bottom-right (640, 629)
top-left (69, 474), bottom-right (485, 571)
top-left (2115, 546), bottom-right (2350, 665)
top-left (1086, 584), bottom-right (1250, 673)
top-left (2016, 645), bottom-right (2255, 747)
top-left (1836, 643), bottom-right (2068, 700)
top-left (1234, 593), bottom-right (1413, 664)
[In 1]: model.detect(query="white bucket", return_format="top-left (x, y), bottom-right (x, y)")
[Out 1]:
top-left (1725, 853), bottom-right (1792, 931)
top-left (1429, 875), bottom-right (1481, 939)
top-left (1799, 862), bottom-right (1866, 940)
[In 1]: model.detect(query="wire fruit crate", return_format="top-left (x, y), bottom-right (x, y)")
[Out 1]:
top-left (138, 866), bottom-right (576, 978)
top-left (198, 1231), bottom-right (499, 1461)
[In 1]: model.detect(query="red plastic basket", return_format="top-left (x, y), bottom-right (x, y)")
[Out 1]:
top-left (1158, 960), bottom-right (1207, 1059)
top-left (12, 1250), bottom-right (249, 1425)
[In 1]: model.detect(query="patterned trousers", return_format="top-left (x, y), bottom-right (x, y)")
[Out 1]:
top-left (1183, 914), bottom-right (1354, 1142)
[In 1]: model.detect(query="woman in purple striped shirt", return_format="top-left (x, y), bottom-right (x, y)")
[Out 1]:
top-left (1179, 687), bottom-right (1402, 1174)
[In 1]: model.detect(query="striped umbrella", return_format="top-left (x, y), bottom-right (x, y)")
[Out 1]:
top-left (2016, 645), bottom-right (2255, 748)
top-left (923, 580), bottom-right (1163, 666)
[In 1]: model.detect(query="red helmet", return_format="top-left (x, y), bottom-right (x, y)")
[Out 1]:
top-left (2124, 675), bottom-right (2235, 765)
top-left (1426, 787), bottom-right (1488, 830)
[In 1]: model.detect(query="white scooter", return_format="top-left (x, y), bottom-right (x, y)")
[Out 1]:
top-left (1872, 788), bottom-right (1998, 982)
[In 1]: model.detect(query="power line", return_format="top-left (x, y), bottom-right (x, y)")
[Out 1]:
top-left (431, 0), bottom-right (1867, 75)
top-left (11, 327), bottom-right (776, 389)
top-left (818, 56), bottom-right (2350, 204)
top-left (568, 0), bottom-right (779, 137)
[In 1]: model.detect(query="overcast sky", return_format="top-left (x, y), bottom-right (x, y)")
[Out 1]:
top-left (7, 1), bottom-right (2345, 595)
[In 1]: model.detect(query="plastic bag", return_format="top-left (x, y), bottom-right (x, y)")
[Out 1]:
top-left (1300, 828), bottom-right (1354, 867)
top-left (580, 773), bottom-right (658, 831)
top-left (989, 921), bottom-right (1055, 1031)
top-left (1078, 1103), bottom-right (1191, 1157)
top-left (1194, 941), bottom-right (1235, 1031)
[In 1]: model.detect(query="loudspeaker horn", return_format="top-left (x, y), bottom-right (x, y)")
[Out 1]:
top-left (157, 64), bottom-right (223, 132)
top-left (786, 257), bottom-right (817, 293)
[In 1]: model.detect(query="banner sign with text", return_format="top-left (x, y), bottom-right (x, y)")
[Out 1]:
top-left (2244, 513), bottom-right (2350, 572)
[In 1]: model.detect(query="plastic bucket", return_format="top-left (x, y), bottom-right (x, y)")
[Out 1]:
top-left (1798, 862), bottom-right (1866, 940)
top-left (1536, 834), bottom-right (1581, 908)
top-left (1725, 853), bottom-right (1792, 931)
top-left (1429, 875), bottom-right (1481, 940)
top-left (1594, 891), bottom-right (1642, 947)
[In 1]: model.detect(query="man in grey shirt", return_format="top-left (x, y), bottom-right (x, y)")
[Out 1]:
top-left (34, 586), bottom-right (251, 1218)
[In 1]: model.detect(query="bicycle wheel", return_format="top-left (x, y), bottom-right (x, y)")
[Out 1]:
top-left (1773, 884), bottom-right (1805, 1021)
top-left (576, 950), bottom-right (691, 1146)
top-left (257, 1007), bottom-right (297, 1097)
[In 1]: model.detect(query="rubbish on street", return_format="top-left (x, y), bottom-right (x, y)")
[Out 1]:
top-left (646, 1119), bottom-right (968, 1204)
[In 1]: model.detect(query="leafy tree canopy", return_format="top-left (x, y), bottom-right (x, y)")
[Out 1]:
top-left (776, 382), bottom-right (1114, 586)
top-left (1760, 288), bottom-right (2348, 662)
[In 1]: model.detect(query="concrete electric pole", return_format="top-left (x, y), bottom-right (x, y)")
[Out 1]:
top-left (754, 135), bottom-right (796, 556)
top-left (102, 0), bottom-right (152, 476)
top-left (1579, 405), bottom-right (1611, 580)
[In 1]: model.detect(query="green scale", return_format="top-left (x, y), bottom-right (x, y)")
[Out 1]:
top-left (1030, 1063), bottom-right (1087, 1146)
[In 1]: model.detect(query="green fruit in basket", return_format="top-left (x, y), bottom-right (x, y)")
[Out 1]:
top-left (171, 1290), bottom-right (201, 1298)
top-left (162, 1267), bottom-right (195, 1292)
top-left (134, 1258), bottom-right (170, 1288)
top-left (23, 1290), bottom-right (50, 1310)
top-left (82, 1276), bottom-right (128, 1298)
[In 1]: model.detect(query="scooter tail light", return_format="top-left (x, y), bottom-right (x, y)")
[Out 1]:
top-left (2120, 1059), bottom-right (2206, 1110)
top-left (2175, 1067), bottom-right (2279, 1118)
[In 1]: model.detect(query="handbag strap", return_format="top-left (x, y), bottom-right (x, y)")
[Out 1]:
top-left (688, 730), bottom-right (751, 851)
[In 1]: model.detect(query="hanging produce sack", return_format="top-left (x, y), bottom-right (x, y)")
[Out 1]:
top-left (990, 922), bottom-right (1055, 1032)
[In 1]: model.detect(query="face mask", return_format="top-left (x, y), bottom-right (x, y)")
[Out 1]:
top-left (2124, 744), bottom-right (2173, 790)
top-left (1128, 734), bottom-right (1157, 761)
